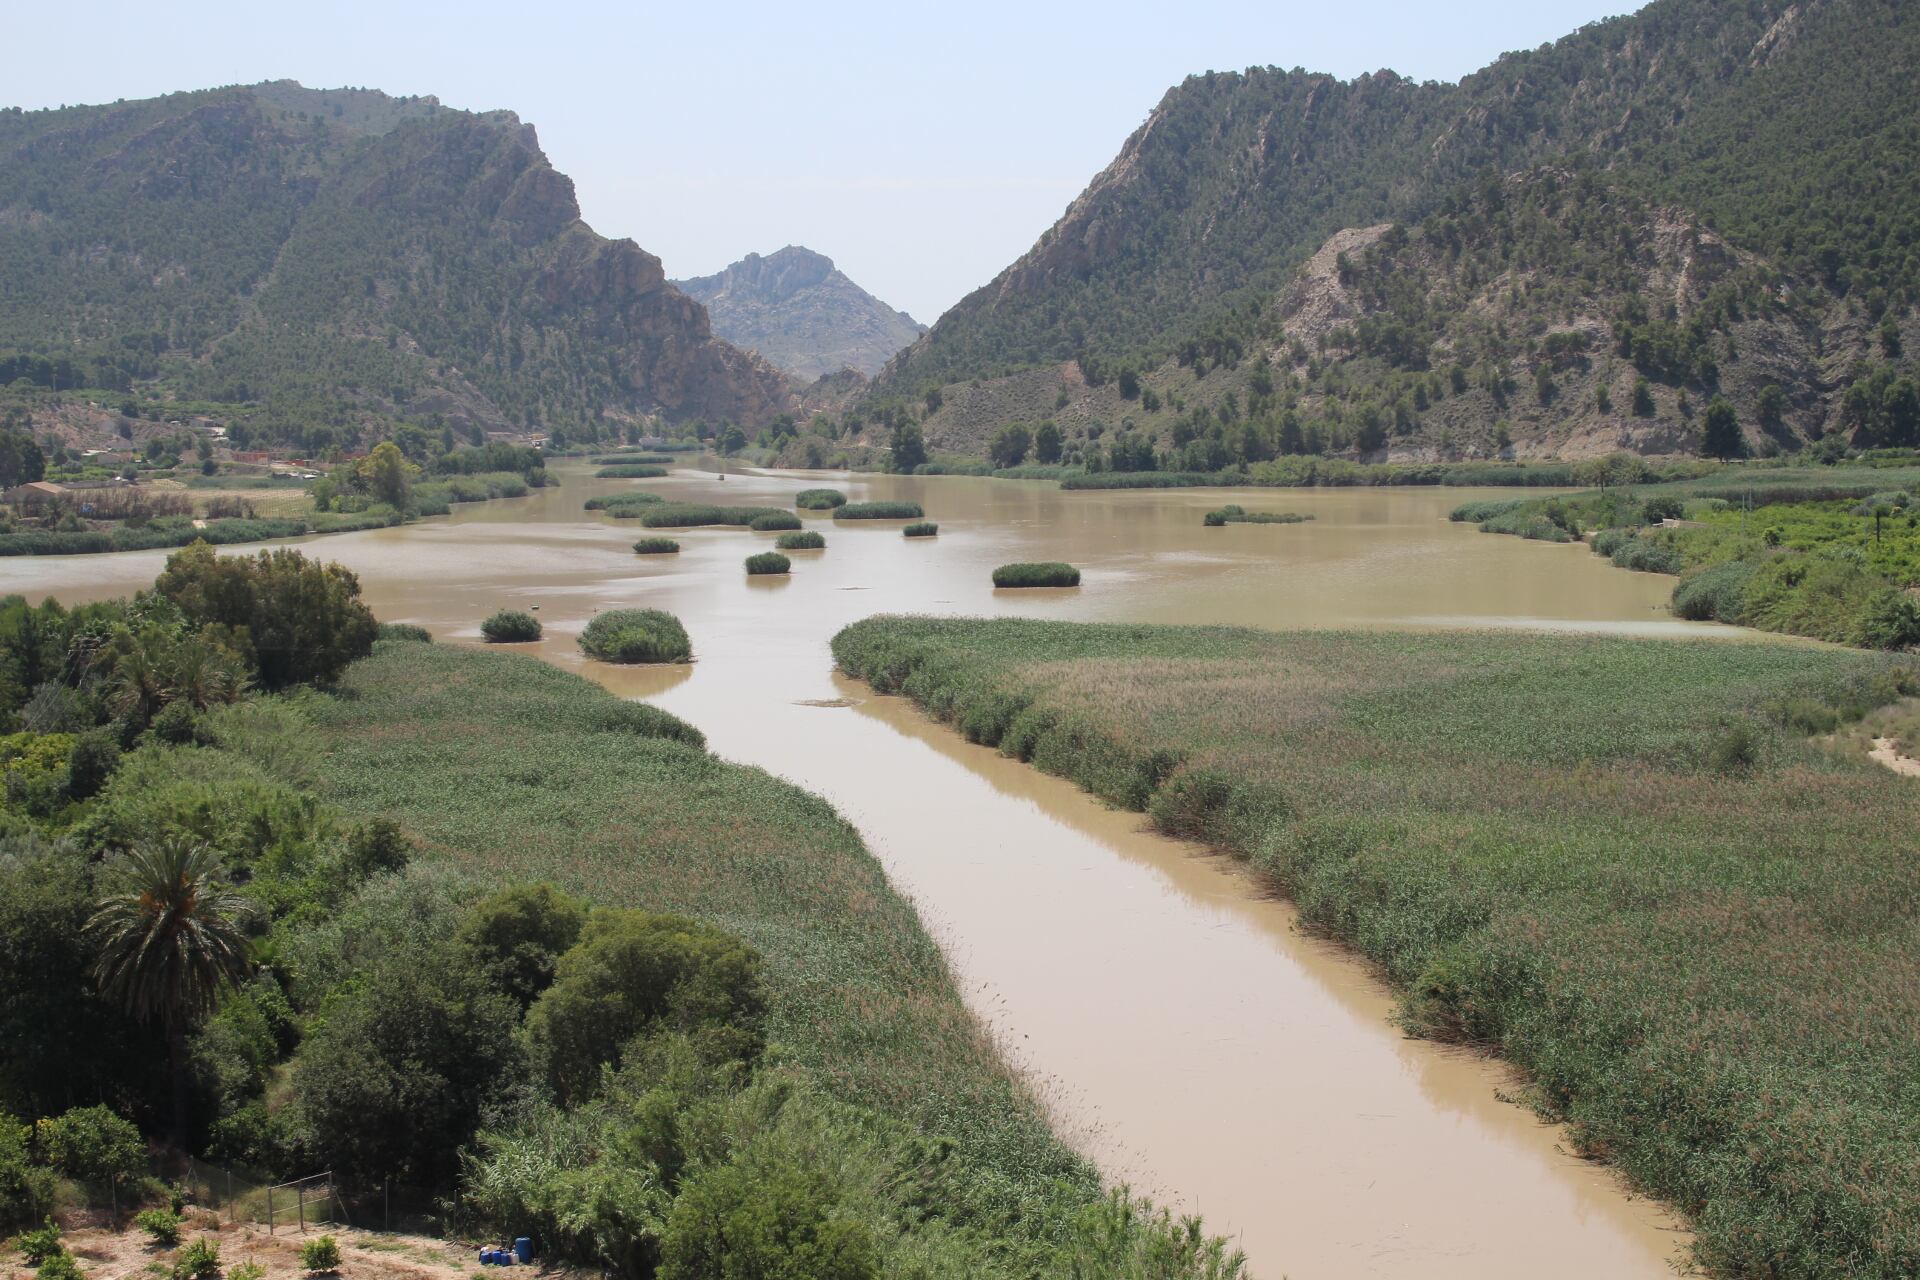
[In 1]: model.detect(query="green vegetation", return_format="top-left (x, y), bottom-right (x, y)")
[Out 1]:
top-left (834, 615), bottom-right (1920, 1280)
top-left (903, 522), bottom-right (938, 538)
top-left (479, 611), bottom-right (542, 644)
top-left (991, 563), bottom-right (1080, 588)
top-left (594, 465), bottom-right (668, 479)
top-left (1203, 505), bottom-right (1311, 526)
top-left (775, 531), bottom-right (825, 551)
top-left (1456, 465), bottom-right (1920, 647)
top-left (745, 552), bottom-right (791, 576)
top-left (631, 537), bottom-right (681, 555)
top-left (578, 609), bottom-right (691, 664)
top-left (376, 622), bottom-right (432, 643)
top-left (636, 504), bottom-right (789, 529)
top-left (585, 493), bottom-right (666, 518)
top-left (747, 511), bottom-right (802, 532)
top-left (298, 1236), bottom-right (340, 1273)
top-left (834, 502), bottom-right (923, 520)
top-left (593, 455), bottom-right (674, 466)
top-left (794, 489), bottom-right (847, 510)
top-left (0, 557), bottom-right (1236, 1275)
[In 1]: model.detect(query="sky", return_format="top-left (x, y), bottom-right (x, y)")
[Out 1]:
top-left (8, 0), bottom-right (1636, 325)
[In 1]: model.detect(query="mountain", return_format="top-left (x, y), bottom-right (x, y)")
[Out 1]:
top-left (876, 0), bottom-right (1920, 461)
top-left (674, 247), bottom-right (925, 381)
top-left (0, 81), bottom-right (795, 448)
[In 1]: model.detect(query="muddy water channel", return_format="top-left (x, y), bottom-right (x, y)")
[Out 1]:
top-left (0, 464), bottom-right (1714, 1277)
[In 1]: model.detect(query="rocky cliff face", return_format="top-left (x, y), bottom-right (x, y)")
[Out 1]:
top-left (676, 246), bottom-right (924, 381)
top-left (0, 81), bottom-right (795, 438)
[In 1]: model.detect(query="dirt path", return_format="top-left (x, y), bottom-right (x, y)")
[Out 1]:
top-left (16, 1219), bottom-right (549, 1280)
top-left (1870, 736), bottom-right (1920, 777)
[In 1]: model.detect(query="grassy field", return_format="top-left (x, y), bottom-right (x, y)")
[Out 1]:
top-left (268, 641), bottom-right (1093, 1236)
top-left (832, 616), bottom-right (1920, 1280)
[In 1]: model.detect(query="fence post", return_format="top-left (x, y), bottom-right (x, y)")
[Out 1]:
top-left (227, 1167), bottom-right (234, 1224)
top-left (268, 1185), bottom-right (274, 1235)
top-left (298, 1183), bottom-right (305, 1232)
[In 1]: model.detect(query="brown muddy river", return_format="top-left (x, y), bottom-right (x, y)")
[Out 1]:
top-left (0, 463), bottom-right (1715, 1277)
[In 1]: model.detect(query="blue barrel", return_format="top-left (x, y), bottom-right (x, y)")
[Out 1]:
top-left (477, 1251), bottom-right (490, 1265)
top-left (513, 1239), bottom-right (532, 1264)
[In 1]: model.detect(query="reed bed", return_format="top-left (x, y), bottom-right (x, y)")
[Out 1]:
top-left (479, 609), bottom-right (542, 643)
top-left (745, 551), bottom-right (791, 575)
top-left (748, 511), bottom-right (803, 531)
top-left (635, 504), bottom-right (789, 529)
top-left (835, 501), bottom-right (924, 520)
top-left (577, 608), bottom-right (691, 663)
top-left (584, 493), bottom-right (664, 516)
top-left (593, 464), bottom-right (668, 478)
top-left (832, 615), bottom-right (1920, 1280)
top-left (253, 641), bottom-right (1101, 1265)
top-left (1202, 505), bottom-right (1312, 526)
top-left (631, 537), bottom-right (680, 555)
top-left (903, 522), bottom-right (938, 538)
top-left (795, 488), bottom-right (848, 510)
top-left (992, 562), bottom-right (1080, 588)
top-left (592, 454), bottom-right (675, 466)
top-left (776, 531), bottom-right (825, 550)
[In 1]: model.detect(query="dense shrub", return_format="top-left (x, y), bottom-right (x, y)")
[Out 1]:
top-left (992, 563), bottom-right (1081, 588)
top-left (632, 538), bottom-right (680, 554)
top-left (579, 610), bottom-right (692, 664)
top-left (135, 1208), bottom-right (183, 1246)
top-left (745, 552), bottom-right (791, 576)
top-left (17, 1215), bottom-right (61, 1263)
top-left (584, 702), bottom-right (706, 749)
top-left (172, 1237), bottom-right (221, 1280)
top-left (749, 512), bottom-right (802, 532)
top-left (775, 531), bottom-right (825, 550)
top-left (376, 623), bottom-right (433, 643)
top-left (794, 489), bottom-right (847, 510)
top-left (1609, 537), bottom-right (1685, 575)
top-left (833, 502), bottom-right (923, 520)
top-left (480, 610), bottom-right (542, 643)
top-left (39, 1253), bottom-right (83, 1280)
top-left (658, 1153), bottom-right (877, 1280)
top-left (299, 1236), bottom-right (341, 1273)
top-left (1674, 560), bottom-right (1758, 625)
top-left (595, 465), bottom-right (668, 479)
top-left (902, 522), bottom-right (938, 537)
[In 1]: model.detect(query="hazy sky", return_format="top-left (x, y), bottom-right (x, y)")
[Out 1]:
top-left (10, 0), bottom-right (1634, 324)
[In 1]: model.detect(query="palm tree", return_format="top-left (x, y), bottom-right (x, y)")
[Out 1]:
top-left (88, 839), bottom-right (253, 1144)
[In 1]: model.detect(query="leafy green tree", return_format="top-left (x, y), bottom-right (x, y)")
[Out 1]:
top-left (1631, 377), bottom-right (1656, 417)
top-left (888, 423), bottom-right (927, 474)
top-left (1757, 383), bottom-right (1785, 430)
top-left (0, 431), bottom-right (45, 489)
top-left (1033, 421), bottom-right (1062, 464)
top-left (988, 424), bottom-right (1032, 468)
top-left (153, 543), bottom-right (377, 690)
top-left (456, 883), bottom-right (587, 1010)
top-left (1700, 396), bottom-right (1744, 458)
top-left (356, 441), bottom-right (414, 510)
top-left (0, 1114), bottom-right (55, 1232)
top-left (293, 940), bottom-right (521, 1183)
top-left (36, 1105), bottom-right (145, 1188)
top-left (88, 841), bottom-right (252, 1142)
top-left (527, 910), bottom-right (765, 1104)
top-left (716, 425), bottom-right (747, 456)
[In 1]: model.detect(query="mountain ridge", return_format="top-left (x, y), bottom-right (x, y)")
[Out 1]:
top-left (675, 246), bottom-right (924, 381)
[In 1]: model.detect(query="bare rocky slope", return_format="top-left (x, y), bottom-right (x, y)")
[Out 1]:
top-left (675, 246), bottom-right (924, 381)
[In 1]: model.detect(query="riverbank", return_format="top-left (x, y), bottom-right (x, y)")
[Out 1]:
top-left (832, 616), bottom-right (1920, 1279)
top-left (249, 637), bottom-right (1237, 1274)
